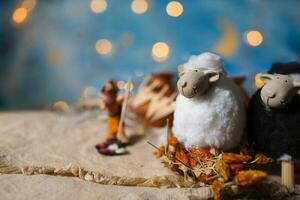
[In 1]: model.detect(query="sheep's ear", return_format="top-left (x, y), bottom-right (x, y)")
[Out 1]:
top-left (204, 70), bottom-right (221, 83)
top-left (293, 81), bottom-right (300, 95)
top-left (178, 65), bottom-right (185, 77)
top-left (258, 73), bottom-right (273, 84)
top-left (255, 74), bottom-right (265, 88)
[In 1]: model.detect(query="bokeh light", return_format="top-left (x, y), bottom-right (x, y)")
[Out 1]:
top-left (152, 42), bottom-right (170, 62)
top-left (3, 0), bottom-right (300, 110)
top-left (124, 82), bottom-right (134, 91)
top-left (21, 0), bottom-right (36, 12)
top-left (12, 7), bottom-right (28, 24)
top-left (90, 0), bottom-right (107, 14)
top-left (245, 30), bottom-right (263, 47)
top-left (166, 1), bottom-right (183, 17)
top-left (95, 39), bottom-right (113, 55)
top-left (131, 0), bottom-right (148, 14)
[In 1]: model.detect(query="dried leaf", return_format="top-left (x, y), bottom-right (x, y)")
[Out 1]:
top-left (190, 148), bottom-right (213, 159)
top-left (155, 145), bottom-right (165, 158)
top-left (197, 173), bottom-right (210, 183)
top-left (175, 148), bottom-right (190, 166)
top-left (169, 163), bottom-right (179, 172)
top-left (188, 156), bottom-right (198, 168)
top-left (168, 136), bottom-right (178, 146)
top-left (216, 159), bottom-right (230, 181)
top-left (229, 163), bottom-right (247, 175)
top-left (235, 170), bottom-right (267, 186)
top-left (253, 154), bottom-right (273, 165)
top-left (152, 133), bottom-right (272, 192)
top-left (197, 172), bottom-right (218, 184)
top-left (212, 179), bottom-right (225, 200)
top-left (222, 153), bottom-right (252, 164)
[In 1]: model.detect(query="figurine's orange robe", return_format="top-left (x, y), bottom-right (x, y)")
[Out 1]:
top-left (107, 114), bottom-right (121, 137)
top-left (100, 98), bottom-right (123, 138)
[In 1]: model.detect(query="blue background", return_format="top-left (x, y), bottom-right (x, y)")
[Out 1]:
top-left (0, 0), bottom-right (300, 109)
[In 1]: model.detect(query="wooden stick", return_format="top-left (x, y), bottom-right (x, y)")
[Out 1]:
top-left (147, 141), bottom-right (161, 151)
top-left (167, 118), bottom-right (172, 139)
top-left (117, 78), bottom-right (131, 140)
top-left (281, 160), bottom-right (295, 191)
top-left (166, 118), bottom-right (172, 152)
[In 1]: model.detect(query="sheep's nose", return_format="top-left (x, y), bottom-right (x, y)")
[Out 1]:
top-left (266, 90), bottom-right (276, 98)
top-left (179, 81), bottom-right (187, 88)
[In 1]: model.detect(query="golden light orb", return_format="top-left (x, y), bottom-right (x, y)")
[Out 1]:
top-left (22, 0), bottom-right (36, 12)
top-left (166, 1), bottom-right (183, 17)
top-left (124, 82), bottom-right (134, 91)
top-left (90, 0), bottom-right (107, 13)
top-left (245, 30), bottom-right (263, 47)
top-left (95, 39), bottom-right (113, 55)
top-left (152, 42), bottom-right (170, 62)
top-left (12, 7), bottom-right (28, 24)
top-left (131, 0), bottom-right (148, 14)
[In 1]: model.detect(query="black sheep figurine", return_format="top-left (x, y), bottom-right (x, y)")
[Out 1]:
top-left (247, 62), bottom-right (300, 190)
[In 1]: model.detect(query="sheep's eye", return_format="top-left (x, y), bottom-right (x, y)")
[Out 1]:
top-left (285, 80), bottom-right (288, 83)
top-left (195, 70), bottom-right (198, 72)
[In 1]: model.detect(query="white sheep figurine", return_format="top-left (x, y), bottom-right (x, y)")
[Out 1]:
top-left (172, 52), bottom-right (246, 151)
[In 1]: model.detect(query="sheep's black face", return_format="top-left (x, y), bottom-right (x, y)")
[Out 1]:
top-left (177, 69), bottom-right (221, 98)
top-left (259, 73), bottom-right (300, 108)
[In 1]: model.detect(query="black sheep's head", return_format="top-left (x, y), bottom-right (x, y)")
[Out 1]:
top-left (258, 73), bottom-right (300, 108)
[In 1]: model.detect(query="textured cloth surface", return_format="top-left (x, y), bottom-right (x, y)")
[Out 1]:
top-left (0, 111), bottom-right (299, 200)
top-left (0, 111), bottom-right (214, 200)
top-left (0, 111), bottom-right (171, 178)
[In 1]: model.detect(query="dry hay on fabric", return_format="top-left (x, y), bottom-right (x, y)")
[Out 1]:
top-left (0, 111), bottom-right (299, 200)
top-left (0, 156), bottom-right (203, 188)
top-left (151, 120), bottom-right (299, 199)
top-left (0, 174), bottom-right (214, 200)
top-left (0, 111), bottom-right (207, 189)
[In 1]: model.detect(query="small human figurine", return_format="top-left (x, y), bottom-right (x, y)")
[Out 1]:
top-left (95, 80), bottom-right (129, 156)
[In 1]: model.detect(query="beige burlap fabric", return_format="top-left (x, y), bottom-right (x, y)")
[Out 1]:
top-left (0, 111), bottom-right (213, 200)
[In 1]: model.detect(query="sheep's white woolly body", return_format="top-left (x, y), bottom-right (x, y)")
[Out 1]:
top-left (173, 77), bottom-right (245, 150)
top-left (173, 52), bottom-right (246, 150)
